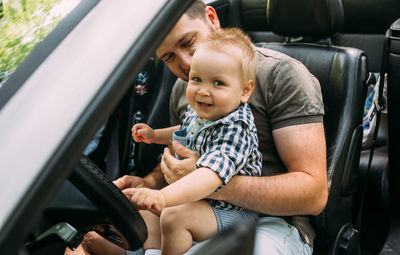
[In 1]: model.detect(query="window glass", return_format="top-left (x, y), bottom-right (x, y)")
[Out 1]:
top-left (0, 0), bottom-right (80, 87)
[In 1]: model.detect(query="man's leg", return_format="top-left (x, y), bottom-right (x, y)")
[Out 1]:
top-left (253, 217), bottom-right (312, 255)
top-left (183, 216), bottom-right (312, 255)
top-left (160, 200), bottom-right (218, 255)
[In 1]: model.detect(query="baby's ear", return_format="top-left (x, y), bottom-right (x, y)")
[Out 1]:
top-left (241, 80), bottom-right (254, 103)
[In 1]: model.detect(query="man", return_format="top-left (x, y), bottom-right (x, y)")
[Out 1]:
top-left (68, 1), bottom-right (328, 254)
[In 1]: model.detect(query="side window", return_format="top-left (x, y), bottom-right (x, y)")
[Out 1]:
top-left (0, 0), bottom-right (80, 87)
top-left (0, 1), bottom-right (4, 19)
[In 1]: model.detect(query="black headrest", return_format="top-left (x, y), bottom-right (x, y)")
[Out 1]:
top-left (266, 0), bottom-right (344, 38)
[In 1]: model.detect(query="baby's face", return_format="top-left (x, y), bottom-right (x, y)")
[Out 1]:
top-left (186, 47), bottom-right (248, 120)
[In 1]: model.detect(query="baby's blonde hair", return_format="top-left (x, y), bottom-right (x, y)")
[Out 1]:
top-left (199, 27), bottom-right (256, 83)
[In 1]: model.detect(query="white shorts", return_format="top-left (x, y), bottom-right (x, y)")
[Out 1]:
top-left (126, 217), bottom-right (312, 255)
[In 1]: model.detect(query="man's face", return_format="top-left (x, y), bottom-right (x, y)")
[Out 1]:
top-left (156, 14), bottom-right (215, 81)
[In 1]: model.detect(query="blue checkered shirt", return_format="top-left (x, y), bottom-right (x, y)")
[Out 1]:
top-left (173, 103), bottom-right (262, 210)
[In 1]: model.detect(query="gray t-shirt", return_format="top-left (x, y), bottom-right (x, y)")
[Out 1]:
top-left (169, 47), bottom-right (324, 246)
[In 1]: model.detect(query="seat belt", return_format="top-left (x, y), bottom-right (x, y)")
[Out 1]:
top-left (105, 113), bottom-right (121, 180)
top-left (355, 29), bottom-right (391, 231)
top-left (88, 113), bottom-right (116, 170)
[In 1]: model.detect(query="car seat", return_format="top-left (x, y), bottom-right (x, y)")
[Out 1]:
top-left (244, 0), bottom-right (368, 253)
top-left (387, 18), bottom-right (400, 219)
top-left (333, 1), bottom-right (400, 253)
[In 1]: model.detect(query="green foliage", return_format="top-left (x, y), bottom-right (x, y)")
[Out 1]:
top-left (0, 0), bottom-right (63, 84)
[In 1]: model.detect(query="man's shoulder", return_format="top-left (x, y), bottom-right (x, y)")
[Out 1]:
top-left (254, 47), bottom-right (293, 88)
top-left (171, 78), bottom-right (187, 101)
top-left (172, 78), bottom-right (187, 91)
top-left (254, 46), bottom-right (304, 70)
top-left (255, 46), bottom-right (293, 62)
top-left (174, 77), bottom-right (187, 85)
top-left (254, 46), bottom-right (313, 83)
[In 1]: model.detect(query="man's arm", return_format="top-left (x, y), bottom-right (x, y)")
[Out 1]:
top-left (115, 125), bottom-right (182, 191)
top-left (161, 141), bottom-right (200, 183)
top-left (208, 122), bottom-right (328, 216)
top-left (142, 162), bottom-right (169, 189)
top-left (114, 162), bottom-right (168, 190)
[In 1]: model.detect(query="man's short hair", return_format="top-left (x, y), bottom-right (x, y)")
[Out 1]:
top-left (200, 28), bottom-right (256, 83)
top-left (186, 0), bottom-right (207, 20)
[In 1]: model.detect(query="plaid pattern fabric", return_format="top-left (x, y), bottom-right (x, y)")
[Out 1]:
top-left (178, 103), bottom-right (262, 210)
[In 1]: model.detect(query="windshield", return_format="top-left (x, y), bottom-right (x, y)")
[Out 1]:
top-left (0, 0), bottom-right (80, 88)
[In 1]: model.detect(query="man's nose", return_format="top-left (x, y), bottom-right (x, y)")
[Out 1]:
top-left (179, 54), bottom-right (191, 75)
top-left (178, 49), bottom-right (194, 74)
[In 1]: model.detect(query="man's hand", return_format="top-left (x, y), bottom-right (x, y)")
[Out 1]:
top-left (161, 141), bottom-right (200, 184)
top-left (113, 175), bottom-right (150, 190)
top-left (122, 188), bottom-right (166, 215)
top-left (132, 123), bottom-right (155, 144)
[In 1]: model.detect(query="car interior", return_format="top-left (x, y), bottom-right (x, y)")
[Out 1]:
top-left (112, 0), bottom-right (399, 254)
top-left (6, 0), bottom-right (400, 254)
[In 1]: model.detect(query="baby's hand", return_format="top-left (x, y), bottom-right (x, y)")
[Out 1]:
top-left (123, 187), bottom-right (166, 214)
top-left (132, 123), bottom-right (154, 144)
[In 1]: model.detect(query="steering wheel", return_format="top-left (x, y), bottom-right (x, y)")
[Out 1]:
top-left (67, 156), bottom-right (147, 251)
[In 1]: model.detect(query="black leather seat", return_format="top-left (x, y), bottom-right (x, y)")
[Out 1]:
top-left (332, 1), bottom-right (400, 253)
top-left (251, 0), bottom-right (368, 253)
top-left (335, 0), bottom-right (396, 215)
top-left (387, 18), bottom-right (400, 216)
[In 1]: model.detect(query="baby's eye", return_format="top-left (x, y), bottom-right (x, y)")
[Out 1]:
top-left (192, 77), bottom-right (201, 82)
top-left (213, 80), bottom-right (224, 86)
